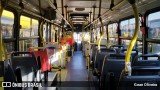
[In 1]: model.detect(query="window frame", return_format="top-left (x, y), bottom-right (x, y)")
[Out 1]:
top-left (1, 9), bottom-right (16, 52)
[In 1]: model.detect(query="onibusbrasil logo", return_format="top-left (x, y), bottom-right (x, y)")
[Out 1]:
top-left (2, 82), bottom-right (42, 87)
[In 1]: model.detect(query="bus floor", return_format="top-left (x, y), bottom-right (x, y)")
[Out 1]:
top-left (59, 51), bottom-right (90, 90)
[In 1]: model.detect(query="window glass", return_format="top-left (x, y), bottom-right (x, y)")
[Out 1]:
top-left (122, 39), bottom-right (130, 48)
top-left (148, 43), bottom-right (160, 54)
top-left (74, 32), bottom-right (82, 43)
top-left (19, 39), bottom-right (38, 51)
top-left (84, 32), bottom-right (90, 41)
top-left (120, 18), bottom-right (142, 38)
top-left (108, 23), bottom-right (118, 38)
top-left (20, 16), bottom-right (38, 37)
top-left (43, 23), bottom-right (47, 42)
top-left (136, 41), bottom-right (142, 54)
top-left (4, 42), bottom-right (14, 52)
top-left (48, 24), bottom-right (51, 42)
top-left (103, 26), bottom-right (107, 39)
top-left (1, 10), bottom-right (14, 38)
top-left (148, 11), bottom-right (160, 39)
top-left (51, 25), bottom-right (55, 42)
top-left (96, 28), bottom-right (101, 39)
top-left (120, 20), bottom-right (128, 37)
top-left (110, 38), bottom-right (118, 45)
top-left (32, 19), bottom-right (38, 36)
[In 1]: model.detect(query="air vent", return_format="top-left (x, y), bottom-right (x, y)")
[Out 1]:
top-left (75, 8), bottom-right (85, 11)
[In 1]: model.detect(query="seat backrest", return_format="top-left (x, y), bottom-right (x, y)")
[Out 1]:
top-left (120, 49), bottom-right (138, 61)
top-left (110, 45), bottom-right (125, 54)
top-left (100, 56), bottom-right (125, 90)
top-left (132, 54), bottom-right (160, 66)
top-left (133, 60), bottom-right (160, 66)
top-left (91, 46), bottom-right (109, 62)
top-left (11, 52), bottom-right (38, 82)
top-left (102, 58), bottom-right (125, 78)
top-left (94, 49), bottom-right (116, 70)
top-left (132, 66), bottom-right (160, 75)
top-left (94, 52), bottom-right (108, 73)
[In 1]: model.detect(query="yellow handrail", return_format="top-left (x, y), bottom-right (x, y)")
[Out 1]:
top-left (2, 40), bottom-right (7, 59)
top-left (39, 21), bottom-right (45, 46)
top-left (97, 18), bottom-right (104, 50)
top-left (82, 23), bottom-right (85, 41)
top-left (125, 2), bottom-right (139, 76)
top-left (52, 24), bottom-right (59, 42)
top-left (107, 25), bottom-right (110, 48)
top-left (0, 1), bottom-right (5, 90)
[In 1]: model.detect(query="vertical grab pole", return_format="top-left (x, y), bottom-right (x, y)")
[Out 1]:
top-left (106, 25), bottom-right (110, 48)
top-left (125, 0), bottom-right (139, 76)
top-left (82, 23), bottom-right (85, 41)
top-left (39, 21), bottom-right (45, 46)
top-left (0, 0), bottom-right (4, 90)
top-left (87, 12), bottom-right (92, 80)
top-left (97, 18), bottom-right (104, 50)
top-left (2, 40), bottom-right (7, 59)
top-left (97, 0), bottom-right (104, 50)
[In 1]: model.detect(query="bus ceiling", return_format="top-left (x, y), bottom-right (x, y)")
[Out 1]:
top-left (3, 0), bottom-right (160, 28)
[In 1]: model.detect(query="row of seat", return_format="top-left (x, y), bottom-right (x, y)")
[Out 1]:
top-left (118, 54), bottom-right (160, 90)
top-left (3, 51), bottom-right (58, 90)
top-left (90, 44), bottom-right (160, 90)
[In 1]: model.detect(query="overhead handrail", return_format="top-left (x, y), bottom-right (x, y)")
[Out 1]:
top-left (125, 0), bottom-right (140, 76)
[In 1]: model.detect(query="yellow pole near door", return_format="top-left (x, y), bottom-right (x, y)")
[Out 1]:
top-left (125, 1), bottom-right (139, 76)
top-left (0, 0), bottom-right (5, 90)
top-left (39, 21), bottom-right (45, 46)
top-left (97, 18), bottom-right (104, 50)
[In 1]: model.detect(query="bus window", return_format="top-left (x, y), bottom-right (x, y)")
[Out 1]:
top-left (19, 16), bottom-right (39, 51)
top-left (84, 32), bottom-right (90, 41)
top-left (148, 11), bottom-right (160, 39)
top-left (96, 28), bottom-right (101, 39)
top-left (1, 10), bottom-right (14, 38)
top-left (20, 16), bottom-right (38, 37)
top-left (108, 23), bottom-right (118, 38)
top-left (51, 25), bottom-right (55, 42)
top-left (19, 39), bottom-right (38, 51)
top-left (110, 38), bottom-right (118, 45)
top-left (43, 23), bottom-right (47, 42)
top-left (148, 43), bottom-right (160, 54)
top-left (32, 19), bottom-right (39, 36)
top-left (120, 20), bottom-right (128, 37)
top-left (1, 10), bottom-right (15, 52)
top-left (108, 23), bottom-right (118, 45)
top-left (73, 32), bottom-right (82, 43)
top-left (103, 26), bottom-right (107, 39)
top-left (122, 39), bottom-right (142, 52)
top-left (120, 18), bottom-right (142, 38)
top-left (122, 39), bottom-right (130, 48)
top-left (4, 42), bottom-right (14, 53)
top-left (136, 41), bottom-right (142, 54)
